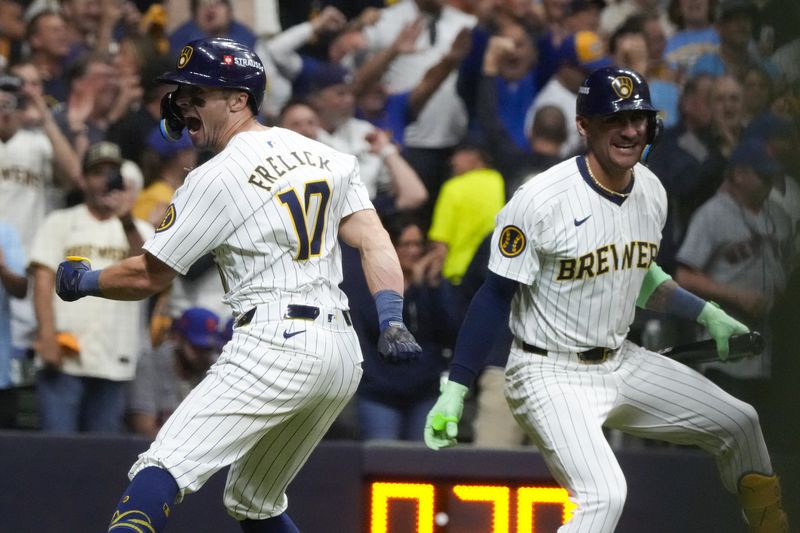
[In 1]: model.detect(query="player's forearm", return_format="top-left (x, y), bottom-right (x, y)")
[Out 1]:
top-left (360, 229), bottom-right (405, 296)
top-left (339, 209), bottom-right (404, 295)
top-left (97, 254), bottom-right (176, 301)
top-left (448, 272), bottom-right (517, 387)
top-left (638, 262), bottom-right (705, 321)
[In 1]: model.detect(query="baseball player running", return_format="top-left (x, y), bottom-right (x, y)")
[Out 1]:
top-left (424, 67), bottom-right (789, 533)
top-left (54, 38), bottom-right (421, 533)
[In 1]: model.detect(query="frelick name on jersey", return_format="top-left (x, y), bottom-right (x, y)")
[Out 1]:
top-left (248, 151), bottom-right (332, 191)
top-left (556, 240), bottom-right (658, 281)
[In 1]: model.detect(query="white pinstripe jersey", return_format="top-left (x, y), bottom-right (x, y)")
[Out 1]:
top-left (143, 127), bottom-right (374, 316)
top-left (489, 156), bottom-right (667, 351)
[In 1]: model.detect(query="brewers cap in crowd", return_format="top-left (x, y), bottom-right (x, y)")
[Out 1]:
top-left (558, 31), bottom-right (612, 72)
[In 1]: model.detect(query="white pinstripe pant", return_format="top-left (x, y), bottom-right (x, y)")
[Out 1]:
top-left (505, 340), bottom-right (772, 533)
top-left (129, 306), bottom-right (363, 521)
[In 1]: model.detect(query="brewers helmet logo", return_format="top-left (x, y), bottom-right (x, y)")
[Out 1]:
top-left (177, 46), bottom-right (193, 69)
top-left (611, 76), bottom-right (634, 99)
top-left (499, 225), bottom-right (526, 257)
top-left (156, 203), bottom-right (176, 233)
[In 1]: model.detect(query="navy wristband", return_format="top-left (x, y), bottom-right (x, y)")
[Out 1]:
top-left (374, 289), bottom-right (403, 331)
top-left (79, 269), bottom-right (102, 297)
top-left (666, 286), bottom-right (706, 321)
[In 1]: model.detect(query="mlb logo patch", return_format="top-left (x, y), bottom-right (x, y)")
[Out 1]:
top-left (223, 55), bottom-right (234, 65)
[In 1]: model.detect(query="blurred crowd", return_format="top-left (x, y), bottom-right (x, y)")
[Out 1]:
top-left (0, 0), bottom-right (797, 452)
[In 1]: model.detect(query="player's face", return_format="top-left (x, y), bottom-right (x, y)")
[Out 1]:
top-left (173, 84), bottom-right (238, 150)
top-left (582, 111), bottom-right (649, 175)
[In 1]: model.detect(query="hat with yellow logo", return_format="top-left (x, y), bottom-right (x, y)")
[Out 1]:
top-left (558, 31), bottom-right (611, 72)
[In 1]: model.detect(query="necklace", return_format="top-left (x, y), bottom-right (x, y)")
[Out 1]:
top-left (585, 158), bottom-right (632, 199)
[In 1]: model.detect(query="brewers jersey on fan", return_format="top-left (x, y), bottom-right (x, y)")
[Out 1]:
top-left (0, 128), bottom-right (54, 249)
top-left (144, 127), bottom-right (373, 317)
top-left (489, 156), bottom-right (666, 351)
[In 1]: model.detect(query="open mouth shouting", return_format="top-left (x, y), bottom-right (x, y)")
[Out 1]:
top-left (185, 116), bottom-right (203, 135)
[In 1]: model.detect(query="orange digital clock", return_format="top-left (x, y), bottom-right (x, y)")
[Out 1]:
top-left (368, 481), bottom-right (576, 532)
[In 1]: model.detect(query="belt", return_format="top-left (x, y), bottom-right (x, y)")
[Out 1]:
top-left (234, 305), bottom-right (352, 328)
top-left (518, 339), bottom-right (613, 363)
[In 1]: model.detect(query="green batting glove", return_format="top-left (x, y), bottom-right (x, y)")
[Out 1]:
top-left (424, 380), bottom-right (469, 450)
top-left (697, 302), bottom-right (750, 361)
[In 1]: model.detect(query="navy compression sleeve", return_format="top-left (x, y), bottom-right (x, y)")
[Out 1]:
top-left (448, 271), bottom-right (519, 387)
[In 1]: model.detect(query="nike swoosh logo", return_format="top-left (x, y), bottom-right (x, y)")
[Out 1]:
top-left (574, 215), bottom-right (592, 226)
top-left (283, 329), bottom-right (306, 339)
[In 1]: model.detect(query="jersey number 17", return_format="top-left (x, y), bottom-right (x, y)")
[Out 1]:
top-left (277, 180), bottom-right (331, 261)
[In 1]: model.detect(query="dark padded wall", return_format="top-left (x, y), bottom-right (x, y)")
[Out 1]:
top-left (1, 431), bottom-right (797, 532)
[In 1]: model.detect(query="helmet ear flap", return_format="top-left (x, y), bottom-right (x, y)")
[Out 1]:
top-left (641, 115), bottom-right (663, 164)
top-left (646, 114), bottom-right (663, 146)
top-left (160, 91), bottom-right (186, 141)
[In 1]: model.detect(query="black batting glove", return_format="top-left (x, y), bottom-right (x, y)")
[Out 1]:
top-left (378, 322), bottom-right (422, 363)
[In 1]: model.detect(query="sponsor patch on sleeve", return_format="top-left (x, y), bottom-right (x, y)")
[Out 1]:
top-left (156, 203), bottom-right (176, 233)
top-left (498, 225), bottom-right (526, 257)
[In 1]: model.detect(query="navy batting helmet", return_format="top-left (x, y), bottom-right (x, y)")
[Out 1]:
top-left (157, 37), bottom-right (266, 140)
top-left (576, 66), bottom-right (658, 117)
top-left (576, 66), bottom-right (662, 153)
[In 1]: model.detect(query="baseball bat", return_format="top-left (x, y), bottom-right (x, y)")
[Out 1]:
top-left (659, 332), bottom-right (764, 364)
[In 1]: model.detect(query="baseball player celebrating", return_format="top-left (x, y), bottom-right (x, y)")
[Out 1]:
top-left (54, 38), bottom-right (421, 533)
top-left (424, 67), bottom-right (788, 533)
